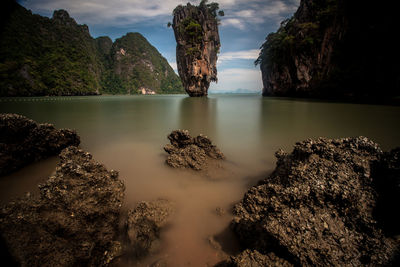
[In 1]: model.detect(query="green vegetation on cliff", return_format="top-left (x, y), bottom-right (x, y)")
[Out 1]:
top-left (0, 0), bottom-right (183, 96)
top-left (256, 0), bottom-right (400, 99)
top-left (108, 33), bottom-right (183, 94)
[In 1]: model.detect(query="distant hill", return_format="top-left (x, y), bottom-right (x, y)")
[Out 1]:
top-left (0, 0), bottom-right (184, 96)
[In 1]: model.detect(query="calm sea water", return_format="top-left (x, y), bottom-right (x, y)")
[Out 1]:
top-left (1, 94), bottom-right (400, 266)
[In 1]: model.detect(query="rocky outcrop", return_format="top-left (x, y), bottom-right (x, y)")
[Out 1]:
top-left (164, 129), bottom-right (224, 170)
top-left (227, 137), bottom-right (399, 266)
top-left (172, 2), bottom-right (222, 96)
top-left (0, 146), bottom-right (125, 266)
top-left (257, 0), bottom-right (400, 100)
top-left (0, 113), bottom-right (80, 176)
top-left (126, 199), bottom-right (174, 258)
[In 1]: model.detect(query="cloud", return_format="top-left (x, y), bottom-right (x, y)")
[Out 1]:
top-left (20, 0), bottom-right (300, 29)
top-left (218, 49), bottom-right (260, 62)
top-left (210, 68), bottom-right (262, 92)
top-left (221, 18), bottom-right (245, 30)
top-left (21, 0), bottom-right (189, 25)
top-left (168, 61), bottom-right (178, 73)
top-left (221, 0), bottom-right (300, 30)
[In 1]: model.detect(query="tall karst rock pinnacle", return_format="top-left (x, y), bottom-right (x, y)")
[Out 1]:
top-left (171, 1), bottom-right (223, 97)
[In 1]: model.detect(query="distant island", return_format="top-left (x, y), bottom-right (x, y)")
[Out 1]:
top-left (256, 0), bottom-right (400, 101)
top-left (0, 0), bottom-right (184, 96)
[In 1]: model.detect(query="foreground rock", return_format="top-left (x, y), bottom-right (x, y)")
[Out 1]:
top-left (164, 130), bottom-right (224, 170)
top-left (172, 1), bottom-right (223, 96)
top-left (126, 199), bottom-right (174, 258)
top-left (227, 137), bottom-right (399, 266)
top-left (216, 249), bottom-right (292, 267)
top-left (0, 146), bottom-right (125, 266)
top-left (0, 113), bottom-right (80, 176)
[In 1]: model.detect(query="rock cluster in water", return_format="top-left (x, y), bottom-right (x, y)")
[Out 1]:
top-left (220, 137), bottom-right (399, 266)
top-left (172, 2), bottom-right (221, 96)
top-left (164, 130), bottom-right (224, 170)
top-left (126, 199), bottom-right (174, 258)
top-left (0, 146), bottom-right (125, 266)
top-left (0, 113), bottom-right (80, 176)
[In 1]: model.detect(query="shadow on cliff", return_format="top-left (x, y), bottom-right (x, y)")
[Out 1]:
top-left (178, 97), bottom-right (217, 139)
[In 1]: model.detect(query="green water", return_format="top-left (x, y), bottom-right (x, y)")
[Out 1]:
top-left (1, 94), bottom-right (400, 266)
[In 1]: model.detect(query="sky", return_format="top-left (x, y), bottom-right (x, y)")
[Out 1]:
top-left (18, 0), bottom-right (300, 92)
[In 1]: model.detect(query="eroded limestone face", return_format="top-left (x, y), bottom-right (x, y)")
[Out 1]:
top-left (172, 3), bottom-right (220, 97)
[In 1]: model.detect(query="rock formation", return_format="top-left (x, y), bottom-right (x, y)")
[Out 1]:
top-left (0, 113), bottom-right (80, 176)
top-left (0, 146), bottom-right (125, 266)
top-left (172, 1), bottom-right (222, 96)
top-left (215, 249), bottom-right (292, 267)
top-left (256, 0), bottom-right (400, 100)
top-left (126, 199), bottom-right (174, 258)
top-left (164, 129), bottom-right (224, 170)
top-left (223, 137), bottom-right (399, 266)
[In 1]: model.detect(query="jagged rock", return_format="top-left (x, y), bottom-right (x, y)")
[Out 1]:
top-left (215, 249), bottom-right (292, 267)
top-left (172, 2), bottom-right (221, 96)
top-left (126, 199), bottom-right (174, 257)
top-left (230, 137), bottom-right (399, 266)
top-left (0, 113), bottom-right (80, 176)
top-left (0, 146), bottom-right (125, 266)
top-left (164, 130), bottom-right (224, 170)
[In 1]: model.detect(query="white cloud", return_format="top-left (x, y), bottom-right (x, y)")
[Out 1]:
top-left (21, 0), bottom-right (300, 29)
top-left (168, 61), bottom-right (178, 73)
top-left (22, 0), bottom-right (190, 25)
top-left (210, 68), bottom-right (262, 92)
top-left (218, 49), bottom-right (259, 62)
top-left (221, 18), bottom-right (245, 30)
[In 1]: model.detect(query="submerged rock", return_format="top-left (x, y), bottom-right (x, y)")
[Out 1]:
top-left (172, 2), bottom-right (222, 96)
top-left (126, 199), bottom-right (174, 258)
top-left (0, 113), bottom-right (80, 176)
top-left (0, 146), bottom-right (125, 266)
top-left (164, 129), bottom-right (224, 170)
top-left (229, 137), bottom-right (399, 266)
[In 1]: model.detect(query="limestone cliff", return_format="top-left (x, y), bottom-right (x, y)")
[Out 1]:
top-left (256, 0), bottom-right (400, 100)
top-left (0, 0), bottom-right (184, 96)
top-left (106, 33), bottom-right (183, 95)
top-left (172, 1), bottom-right (222, 97)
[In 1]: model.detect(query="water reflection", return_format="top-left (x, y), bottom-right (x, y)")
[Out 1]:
top-left (178, 97), bottom-right (217, 139)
